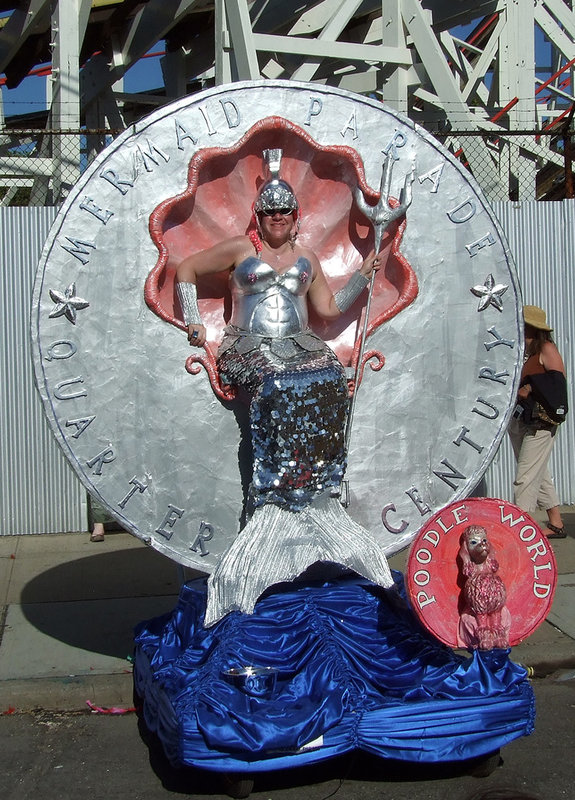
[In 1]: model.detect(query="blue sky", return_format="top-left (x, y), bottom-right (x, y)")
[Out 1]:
top-left (1, 49), bottom-right (164, 119)
top-left (0, 24), bottom-right (560, 122)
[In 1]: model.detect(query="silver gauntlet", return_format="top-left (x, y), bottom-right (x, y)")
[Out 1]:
top-left (176, 281), bottom-right (203, 326)
top-left (334, 270), bottom-right (369, 313)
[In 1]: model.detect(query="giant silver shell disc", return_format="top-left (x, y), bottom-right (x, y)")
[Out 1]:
top-left (31, 80), bottom-right (522, 571)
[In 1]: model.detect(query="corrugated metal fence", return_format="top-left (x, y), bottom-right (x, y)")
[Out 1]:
top-left (0, 207), bottom-right (86, 534)
top-left (1, 201), bottom-right (574, 535)
top-left (487, 200), bottom-right (575, 503)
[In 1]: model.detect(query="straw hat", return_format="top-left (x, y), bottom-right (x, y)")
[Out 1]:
top-left (523, 305), bottom-right (553, 332)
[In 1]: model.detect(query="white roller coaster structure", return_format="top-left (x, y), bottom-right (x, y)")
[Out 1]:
top-left (1, 0), bottom-right (574, 202)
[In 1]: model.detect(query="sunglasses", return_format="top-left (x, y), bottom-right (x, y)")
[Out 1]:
top-left (261, 208), bottom-right (294, 216)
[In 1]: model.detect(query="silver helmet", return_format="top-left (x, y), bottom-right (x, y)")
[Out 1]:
top-left (254, 149), bottom-right (298, 214)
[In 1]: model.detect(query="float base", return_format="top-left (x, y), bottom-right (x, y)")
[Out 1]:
top-left (133, 573), bottom-right (534, 773)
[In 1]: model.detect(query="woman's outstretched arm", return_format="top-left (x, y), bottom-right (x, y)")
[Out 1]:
top-left (307, 249), bottom-right (382, 320)
top-left (176, 237), bottom-right (250, 346)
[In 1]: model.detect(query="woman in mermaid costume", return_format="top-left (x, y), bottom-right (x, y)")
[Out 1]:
top-left (176, 150), bottom-right (397, 627)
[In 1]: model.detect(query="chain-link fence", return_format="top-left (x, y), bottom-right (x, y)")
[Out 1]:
top-left (0, 128), bottom-right (121, 207)
top-left (434, 128), bottom-right (574, 202)
top-left (1, 126), bottom-right (574, 206)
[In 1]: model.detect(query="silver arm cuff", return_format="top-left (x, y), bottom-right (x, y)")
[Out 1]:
top-left (176, 281), bottom-right (203, 326)
top-left (334, 270), bottom-right (369, 313)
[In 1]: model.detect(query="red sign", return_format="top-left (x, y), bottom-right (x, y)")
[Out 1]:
top-left (406, 498), bottom-right (557, 648)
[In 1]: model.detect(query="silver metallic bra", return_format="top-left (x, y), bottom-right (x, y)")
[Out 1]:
top-left (228, 255), bottom-right (312, 338)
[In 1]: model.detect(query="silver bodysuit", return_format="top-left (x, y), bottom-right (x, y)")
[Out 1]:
top-left (229, 255), bottom-right (310, 336)
top-left (218, 255), bottom-right (325, 364)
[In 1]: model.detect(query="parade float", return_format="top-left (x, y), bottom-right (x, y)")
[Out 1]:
top-left (31, 81), bottom-right (556, 795)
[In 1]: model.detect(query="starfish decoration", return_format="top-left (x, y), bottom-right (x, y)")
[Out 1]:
top-left (49, 283), bottom-right (90, 324)
top-left (470, 274), bottom-right (508, 312)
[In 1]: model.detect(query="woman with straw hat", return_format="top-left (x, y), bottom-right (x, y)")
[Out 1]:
top-left (509, 305), bottom-right (567, 539)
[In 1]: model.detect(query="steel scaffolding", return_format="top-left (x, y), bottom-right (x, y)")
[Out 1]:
top-left (1, 0), bottom-right (575, 202)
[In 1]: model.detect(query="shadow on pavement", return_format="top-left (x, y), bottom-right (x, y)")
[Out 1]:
top-left (18, 548), bottom-right (201, 658)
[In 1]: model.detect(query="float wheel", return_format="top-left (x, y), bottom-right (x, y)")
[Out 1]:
top-left (221, 773), bottom-right (255, 798)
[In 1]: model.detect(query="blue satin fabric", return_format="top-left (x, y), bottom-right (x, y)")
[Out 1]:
top-left (133, 573), bottom-right (534, 771)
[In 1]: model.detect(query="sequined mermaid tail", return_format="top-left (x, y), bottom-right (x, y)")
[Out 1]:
top-left (204, 493), bottom-right (395, 626)
top-left (206, 329), bottom-right (394, 627)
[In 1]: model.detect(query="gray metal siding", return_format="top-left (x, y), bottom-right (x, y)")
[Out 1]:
top-left (1, 207), bottom-right (86, 534)
top-left (488, 200), bottom-right (575, 504)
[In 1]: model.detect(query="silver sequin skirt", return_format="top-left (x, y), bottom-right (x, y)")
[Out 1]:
top-left (217, 328), bottom-right (349, 512)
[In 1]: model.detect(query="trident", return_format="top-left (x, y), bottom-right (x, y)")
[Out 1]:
top-left (344, 152), bottom-right (414, 456)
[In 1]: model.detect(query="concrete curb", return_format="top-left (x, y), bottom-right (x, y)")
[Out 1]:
top-left (4, 655), bottom-right (575, 714)
top-left (521, 656), bottom-right (575, 679)
top-left (0, 672), bottom-right (135, 713)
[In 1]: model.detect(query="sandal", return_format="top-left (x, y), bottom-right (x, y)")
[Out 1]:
top-left (546, 524), bottom-right (566, 539)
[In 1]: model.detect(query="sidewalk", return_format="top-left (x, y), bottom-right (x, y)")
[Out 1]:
top-left (1, 510), bottom-right (575, 713)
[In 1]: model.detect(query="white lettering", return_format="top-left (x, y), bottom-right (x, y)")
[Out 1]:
top-left (452, 505), bottom-right (468, 524)
top-left (417, 591), bottom-right (437, 608)
top-left (499, 506), bottom-right (526, 527)
top-left (413, 569), bottom-right (430, 586)
top-left (533, 562), bottom-right (552, 580)
top-left (534, 583), bottom-right (551, 599)
top-left (423, 529), bottom-right (440, 547)
top-left (519, 524), bottom-right (537, 542)
top-left (437, 517), bottom-right (454, 534)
